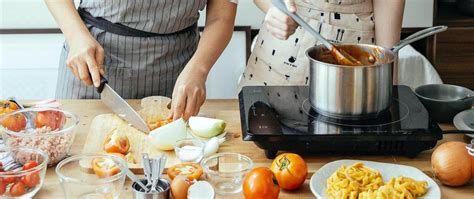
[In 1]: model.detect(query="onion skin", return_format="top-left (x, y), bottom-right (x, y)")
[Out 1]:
top-left (472, 155), bottom-right (474, 179)
top-left (431, 141), bottom-right (472, 186)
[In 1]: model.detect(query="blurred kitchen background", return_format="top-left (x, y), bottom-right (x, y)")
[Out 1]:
top-left (1, 0), bottom-right (473, 99)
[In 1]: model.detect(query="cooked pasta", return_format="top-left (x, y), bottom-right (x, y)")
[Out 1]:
top-left (327, 163), bottom-right (428, 199)
top-left (327, 162), bottom-right (384, 199)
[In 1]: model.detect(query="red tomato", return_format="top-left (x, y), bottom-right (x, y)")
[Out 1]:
top-left (91, 158), bottom-right (121, 178)
top-left (270, 153), bottom-right (308, 190)
top-left (103, 131), bottom-right (130, 154)
top-left (0, 179), bottom-right (6, 195)
top-left (243, 167), bottom-right (280, 199)
top-left (1, 114), bottom-right (26, 132)
top-left (22, 161), bottom-right (39, 171)
top-left (21, 173), bottom-right (40, 188)
top-left (0, 101), bottom-right (19, 115)
top-left (35, 110), bottom-right (65, 130)
top-left (2, 171), bottom-right (18, 184)
top-left (10, 181), bottom-right (26, 197)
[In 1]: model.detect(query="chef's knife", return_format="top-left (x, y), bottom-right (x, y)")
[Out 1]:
top-left (97, 76), bottom-right (150, 133)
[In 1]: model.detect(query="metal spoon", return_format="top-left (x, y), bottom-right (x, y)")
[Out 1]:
top-left (150, 157), bottom-right (161, 192)
top-left (125, 167), bottom-right (149, 192)
top-left (272, 0), bottom-right (362, 66)
top-left (458, 94), bottom-right (474, 101)
top-left (141, 153), bottom-right (152, 186)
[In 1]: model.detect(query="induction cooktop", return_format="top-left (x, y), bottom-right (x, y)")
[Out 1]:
top-left (238, 86), bottom-right (442, 159)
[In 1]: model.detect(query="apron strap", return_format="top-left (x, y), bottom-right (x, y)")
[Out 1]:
top-left (77, 8), bottom-right (197, 37)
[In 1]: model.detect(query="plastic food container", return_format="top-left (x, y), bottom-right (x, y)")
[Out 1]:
top-left (56, 154), bottom-right (127, 199)
top-left (0, 108), bottom-right (79, 166)
top-left (201, 153), bottom-right (253, 195)
top-left (0, 146), bottom-right (49, 198)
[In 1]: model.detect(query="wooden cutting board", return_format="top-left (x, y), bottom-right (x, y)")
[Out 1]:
top-left (82, 96), bottom-right (180, 174)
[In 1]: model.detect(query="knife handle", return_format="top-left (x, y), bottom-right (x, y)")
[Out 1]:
top-left (97, 75), bottom-right (109, 94)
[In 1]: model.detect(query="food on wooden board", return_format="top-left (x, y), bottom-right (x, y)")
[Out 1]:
top-left (149, 118), bottom-right (187, 150)
top-left (431, 141), bottom-right (473, 186)
top-left (152, 118), bottom-right (173, 130)
top-left (189, 116), bottom-right (226, 138)
top-left (103, 128), bottom-right (130, 154)
top-left (271, 153), bottom-right (307, 190)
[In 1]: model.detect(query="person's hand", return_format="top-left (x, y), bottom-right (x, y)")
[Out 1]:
top-left (66, 35), bottom-right (105, 87)
top-left (169, 66), bottom-right (207, 121)
top-left (265, 0), bottom-right (299, 40)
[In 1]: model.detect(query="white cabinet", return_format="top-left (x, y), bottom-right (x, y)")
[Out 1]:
top-left (0, 34), bottom-right (64, 99)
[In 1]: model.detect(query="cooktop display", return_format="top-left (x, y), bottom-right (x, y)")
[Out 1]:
top-left (239, 86), bottom-right (442, 159)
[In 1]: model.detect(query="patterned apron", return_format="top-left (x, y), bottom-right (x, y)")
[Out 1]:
top-left (238, 0), bottom-right (375, 89)
top-left (56, 0), bottom-right (207, 99)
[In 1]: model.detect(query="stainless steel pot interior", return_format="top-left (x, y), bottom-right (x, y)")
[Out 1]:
top-left (306, 43), bottom-right (397, 67)
top-left (306, 44), bottom-right (396, 120)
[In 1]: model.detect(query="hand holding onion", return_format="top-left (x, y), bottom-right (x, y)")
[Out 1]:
top-left (431, 141), bottom-right (474, 186)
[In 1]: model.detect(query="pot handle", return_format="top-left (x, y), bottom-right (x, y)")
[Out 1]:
top-left (391, 26), bottom-right (448, 52)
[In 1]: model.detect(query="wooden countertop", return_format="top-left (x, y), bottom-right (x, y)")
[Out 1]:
top-left (35, 100), bottom-right (474, 199)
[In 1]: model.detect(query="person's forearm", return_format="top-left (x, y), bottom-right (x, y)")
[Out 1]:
top-left (44, 0), bottom-right (93, 44)
top-left (254, 0), bottom-right (272, 13)
top-left (186, 3), bottom-right (236, 77)
top-left (374, 0), bottom-right (405, 49)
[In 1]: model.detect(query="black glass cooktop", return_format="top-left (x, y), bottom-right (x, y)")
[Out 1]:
top-left (239, 86), bottom-right (442, 159)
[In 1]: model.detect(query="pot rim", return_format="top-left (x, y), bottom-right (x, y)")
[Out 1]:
top-left (305, 43), bottom-right (397, 68)
top-left (414, 84), bottom-right (474, 103)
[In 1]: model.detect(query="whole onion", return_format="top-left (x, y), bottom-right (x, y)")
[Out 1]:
top-left (431, 141), bottom-right (473, 186)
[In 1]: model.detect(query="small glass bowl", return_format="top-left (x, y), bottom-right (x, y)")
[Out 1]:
top-left (174, 138), bottom-right (204, 163)
top-left (0, 107), bottom-right (79, 166)
top-left (55, 154), bottom-right (127, 199)
top-left (201, 153), bottom-right (253, 195)
top-left (0, 146), bottom-right (49, 198)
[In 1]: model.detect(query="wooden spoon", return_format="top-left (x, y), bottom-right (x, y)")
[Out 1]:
top-left (272, 0), bottom-right (362, 66)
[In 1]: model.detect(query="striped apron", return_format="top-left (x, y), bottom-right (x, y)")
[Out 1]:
top-left (56, 0), bottom-right (207, 99)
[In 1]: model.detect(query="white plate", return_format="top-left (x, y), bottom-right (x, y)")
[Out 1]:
top-left (310, 159), bottom-right (440, 199)
top-left (453, 109), bottom-right (474, 131)
top-left (453, 109), bottom-right (474, 139)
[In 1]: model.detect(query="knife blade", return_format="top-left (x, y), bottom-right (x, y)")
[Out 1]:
top-left (97, 76), bottom-right (150, 133)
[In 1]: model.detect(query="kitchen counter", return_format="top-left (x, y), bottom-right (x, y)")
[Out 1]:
top-left (36, 99), bottom-right (474, 199)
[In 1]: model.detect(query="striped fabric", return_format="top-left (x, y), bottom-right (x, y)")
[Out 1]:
top-left (79, 0), bottom-right (207, 34)
top-left (56, 0), bottom-right (205, 99)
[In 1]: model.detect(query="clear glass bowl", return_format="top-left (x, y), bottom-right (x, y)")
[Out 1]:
top-left (174, 138), bottom-right (205, 163)
top-left (201, 153), bottom-right (253, 195)
top-left (56, 154), bottom-right (127, 199)
top-left (0, 146), bottom-right (49, 198)
top-left (0, 108), bottom-right (79, 166)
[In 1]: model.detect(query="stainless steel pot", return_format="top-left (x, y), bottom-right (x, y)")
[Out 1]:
top-left (306, 26), bottom-right (447, 120)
